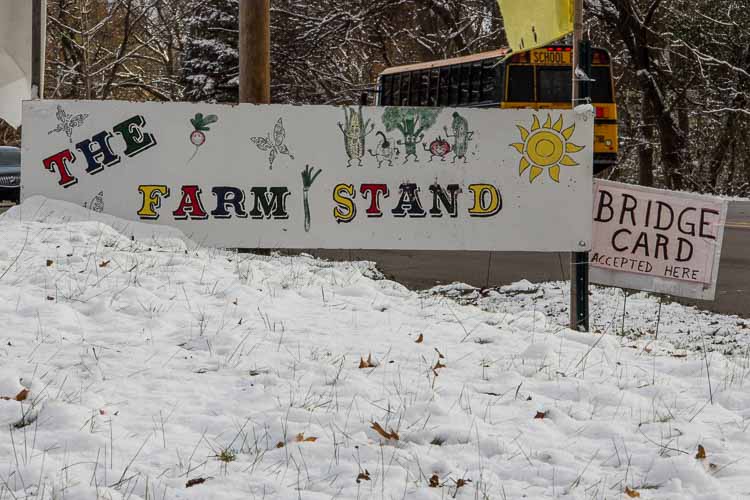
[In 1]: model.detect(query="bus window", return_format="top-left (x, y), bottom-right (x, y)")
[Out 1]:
top-left (380, 76), bottom-right (392, 105)
top-left (428, 69), bottom-right (440, 106)
top-left (409, 71), bottom-right (420, 105)
top-left (481, 59), bottom-right (502, 103)
top-left (469, 63), bottom-right (482, 103)
top-left (507, 66), bottom-right (534, 102)
top-left (438, 68), bottom-right (450, 106)
top-left (537, 67), bottom-right (572, 102)
top-left (400, 73), bottom-right (411, 106)
top-left (448, 66), bottom-right (460, 105)
top-left (590, 66), bottom-right (613, 103)
top-left (391, 75), bottom-right (400, 106)
top-left (458, 64), bottom-right (471, 104)
top-left (420, 70), bottom-right (431, 106)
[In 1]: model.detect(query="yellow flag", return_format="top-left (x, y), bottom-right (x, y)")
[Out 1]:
top-left (497, 0), bottom-right (574, 53)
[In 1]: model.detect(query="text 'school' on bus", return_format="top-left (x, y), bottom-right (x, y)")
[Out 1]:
top-left (377, 45), bottom-right (617, 173)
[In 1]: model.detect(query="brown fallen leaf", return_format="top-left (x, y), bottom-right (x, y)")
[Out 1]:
top-left (371, 421), bottom-right (399, 440)
top-left (185, 477), bottom-right (207, 488)
top-left (99, 260), bottom-right (110, 268)
top-left (275, 441), bottom-right (285, 448)
top-left (429, 474), bottom-right (440, 488)
top-left (625, 486), bottom-right (640, 498)
top-left (15, 389), bottom-right (29, 402)
top-left (455, 478), bottom-right (470, 488)
top-left (435, 348), bottom-right (445, 359)
top-left (415, 334), bottom-right (424, 344)
top-left (359, 354), bottom-right (377, 369)
top-left (534, 411), bottom-right (546, 419)
top-left (295, 433), bottom-right (318, 443)
top-left (434, 360), bottom-right (446, 370)
top-left (46, 260), bottom-right (54, 267)
top-left (696, 444), bottom-right (707, 460)
top-left (356, 470), bottom-right (370, 483)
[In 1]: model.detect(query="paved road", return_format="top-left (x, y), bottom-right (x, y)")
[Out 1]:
top-left (2, 201), bottom-right (747, 317)
top-left (312, 201), bottom-right (750, 318)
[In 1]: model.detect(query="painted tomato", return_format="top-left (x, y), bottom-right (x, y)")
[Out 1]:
top-left (429, 137), bottom-right (451, 157)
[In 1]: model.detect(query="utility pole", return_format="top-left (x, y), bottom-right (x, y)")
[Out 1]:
top-left (239, 0), bottom-right (270, 104)
top-left (31, 0), bottom-right (44, 99)
top-left (570, 0), bottom-right (590, 332)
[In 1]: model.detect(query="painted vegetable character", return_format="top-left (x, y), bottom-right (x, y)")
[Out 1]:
top-left (251, 118), bottom-right (294, 170)
top-left (48, 105), bottom-right (89, 143)
top-left (423, 136), bottom-right (451, 162)
top-left (188, 113), bottom-right (218, 161)
top-left (382, 107), bottom-right (441, 163)
top-left (90, 191), bottom-right (104, 213)
top-left (338, 106), bottom-right (374, 167)
top-left (444, 112), bottom-right (474, 163)
top-left (368, 131), bottom-right (399, 167)
top-left (301, 165), bottom-right (322, 232)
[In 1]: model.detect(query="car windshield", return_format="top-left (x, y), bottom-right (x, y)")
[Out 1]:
top-left (0, 149), bottom-right (21, 166)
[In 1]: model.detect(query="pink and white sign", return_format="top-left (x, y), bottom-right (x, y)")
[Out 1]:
top-left (591, 180), bottom-right (728, 300)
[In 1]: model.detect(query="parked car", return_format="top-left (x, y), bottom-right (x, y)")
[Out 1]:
top-left (0, 146), bottom-right (21, 203)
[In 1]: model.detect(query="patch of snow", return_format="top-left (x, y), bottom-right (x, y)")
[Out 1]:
top-left (1, 198), bottom-right (750, 499)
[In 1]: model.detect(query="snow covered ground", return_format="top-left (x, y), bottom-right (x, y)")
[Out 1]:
top-left (1, 198), bottom-right (750, 500)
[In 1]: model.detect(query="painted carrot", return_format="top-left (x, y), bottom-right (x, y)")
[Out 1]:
top-left (301, 165), bottom-right (322, 232)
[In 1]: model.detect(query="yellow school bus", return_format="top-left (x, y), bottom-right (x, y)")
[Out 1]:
top-left (377, 45), bottom-right (618, 172)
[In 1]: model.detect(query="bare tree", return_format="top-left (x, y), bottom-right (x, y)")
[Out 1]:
top-left (45, 0), bottom-right (190, 101)
top-left (591, 0), bottom-right (750, 195)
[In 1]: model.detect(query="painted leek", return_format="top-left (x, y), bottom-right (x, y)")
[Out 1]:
top-left (301, 165), bottom-right (322, 232)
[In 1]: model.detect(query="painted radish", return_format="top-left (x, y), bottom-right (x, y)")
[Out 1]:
top-left (188, 113), bottom-right (218, 162)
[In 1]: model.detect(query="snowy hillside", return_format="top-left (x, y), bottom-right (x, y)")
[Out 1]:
top-left (1, 198), bottom-right (749, 499)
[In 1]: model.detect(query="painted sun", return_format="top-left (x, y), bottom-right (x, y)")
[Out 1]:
top-left (511, 114), bottom-right (585, 183)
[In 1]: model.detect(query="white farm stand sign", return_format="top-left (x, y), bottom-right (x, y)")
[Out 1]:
top-left (591, 180), bottom-right (728, 300)
top-left (22, 100), bottom-right (594, 251)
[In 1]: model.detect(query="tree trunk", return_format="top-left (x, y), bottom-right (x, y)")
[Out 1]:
top-left (638, 96), bottom-right (655, 187)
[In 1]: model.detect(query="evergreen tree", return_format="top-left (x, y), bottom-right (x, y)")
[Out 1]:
top-left (181, 0), bottom-right (239, 103)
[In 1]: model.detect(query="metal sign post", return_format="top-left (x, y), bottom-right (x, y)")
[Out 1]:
top-left (570, 0), bottom-right (590, 331)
